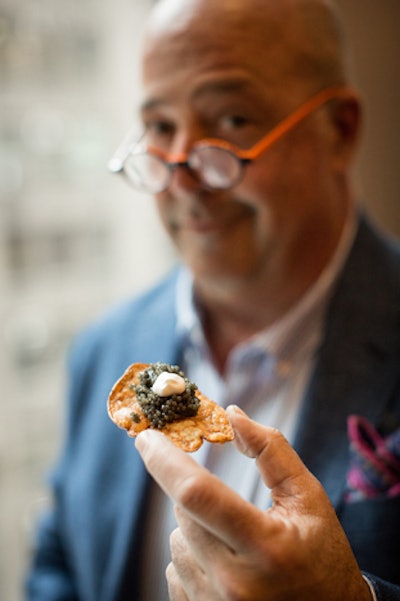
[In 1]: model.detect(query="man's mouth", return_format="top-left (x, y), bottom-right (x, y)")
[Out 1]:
top-left (180, 213), bottom-right (222, 233)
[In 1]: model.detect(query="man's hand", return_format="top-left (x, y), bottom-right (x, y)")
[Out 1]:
top-left (135, 405), bottom-right (372, 601)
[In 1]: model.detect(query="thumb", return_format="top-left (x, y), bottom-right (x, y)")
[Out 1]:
top-left (226, 405), bottom-right (320, 502)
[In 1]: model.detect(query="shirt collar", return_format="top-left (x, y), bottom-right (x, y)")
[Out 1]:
top-left (256, 207), bottom-right (358, 362)
top-left (176, 265), bottom-right (203, 343)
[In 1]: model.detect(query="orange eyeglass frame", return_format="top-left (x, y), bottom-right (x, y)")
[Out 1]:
top-left (145, 85), bottom-right (351, 165)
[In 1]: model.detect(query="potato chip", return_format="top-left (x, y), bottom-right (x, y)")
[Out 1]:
top-left (107, 362), bottom-right (234, 452)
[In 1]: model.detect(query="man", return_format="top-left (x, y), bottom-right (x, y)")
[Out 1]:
top-left (26, 0), bottom-right (400, 600)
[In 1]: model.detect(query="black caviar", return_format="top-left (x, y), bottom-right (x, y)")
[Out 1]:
top-left (133, 362), bottom-right (200, 429)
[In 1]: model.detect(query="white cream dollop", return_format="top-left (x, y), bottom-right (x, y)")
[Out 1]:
top-left (152, 371), bottom-right (186, 397)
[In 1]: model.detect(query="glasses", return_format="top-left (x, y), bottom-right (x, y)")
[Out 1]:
top-left (108, 86), bottom-right (347, 194)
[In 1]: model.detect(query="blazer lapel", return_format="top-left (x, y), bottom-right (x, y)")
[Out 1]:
top-left (293, 216), bottom-right (400, 507)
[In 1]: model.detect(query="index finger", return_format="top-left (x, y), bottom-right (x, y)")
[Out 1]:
top-left (135, 429), bottom-right (268, 552)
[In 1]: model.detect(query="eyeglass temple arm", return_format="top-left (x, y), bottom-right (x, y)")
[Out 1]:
top-left (108, 127), bottom-right (143, 173)
top-left (238, 85), bottom-right (350, 161)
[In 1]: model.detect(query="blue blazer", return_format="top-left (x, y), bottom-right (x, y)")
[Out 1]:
top-left (26, 215), bottom-right (400, 601)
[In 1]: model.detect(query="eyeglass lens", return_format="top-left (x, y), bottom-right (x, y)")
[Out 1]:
top-left (188, 146), bottom-right (243, 190)
top-left (125, 145), bottom-right (244, 193)
top-left (124, 153), bottom-right (170, 194)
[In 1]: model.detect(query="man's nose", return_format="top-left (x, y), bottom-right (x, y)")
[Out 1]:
top-left (168, 161), bottom-right (201, 195)
top-left (167, 130), bottom-right (204, 194)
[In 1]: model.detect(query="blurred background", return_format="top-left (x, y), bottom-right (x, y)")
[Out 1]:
top-left (0, 1), bottom-right (399, 599)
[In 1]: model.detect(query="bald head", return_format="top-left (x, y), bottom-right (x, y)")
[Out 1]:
top-left (144, 0), bottom-right (350, 92)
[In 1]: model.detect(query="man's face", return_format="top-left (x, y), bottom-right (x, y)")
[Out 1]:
top-left (140, 17), bottom-right (336, 287)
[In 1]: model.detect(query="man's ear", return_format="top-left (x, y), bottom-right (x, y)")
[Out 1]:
top-left (329, 90), bottom-right (362, 172)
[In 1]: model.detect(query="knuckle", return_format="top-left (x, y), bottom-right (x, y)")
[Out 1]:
top-left (219, 575), bottom-right (251, 601)
top-left (175, 472), bottom-right (212, 511)
top-left (169, 527), bottom-right (180, 545)
top-left (169, 528), bottom-right (186, 561)
top-left (165, 561), bottom-right (175, 580)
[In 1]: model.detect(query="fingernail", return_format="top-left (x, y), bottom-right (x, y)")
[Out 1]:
top-left (135, 429), bottom-right (153, 452)
top-left (227, 404), bottom-right (247, 417)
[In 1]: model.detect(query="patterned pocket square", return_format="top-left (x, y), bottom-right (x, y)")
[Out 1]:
top-left (345, 415), bottom-right (400, 502)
